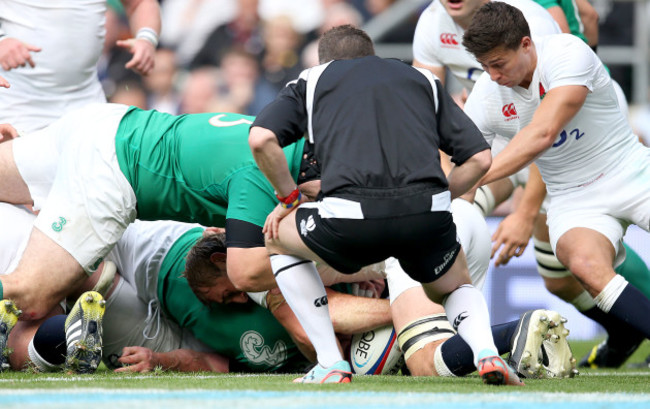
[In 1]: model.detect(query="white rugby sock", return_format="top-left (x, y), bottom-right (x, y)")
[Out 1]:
top-left (270, 254), bottom-right (342, 367)
top-left (27, 338), bottom-right (60, 372)
top-left (594, 274), bottom-right (628, 313)
top-left (442, 284), bottom-right (497, 367)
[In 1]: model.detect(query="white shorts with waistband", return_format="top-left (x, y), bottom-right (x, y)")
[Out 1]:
top-left (12, 103), bottom-right (136, 273)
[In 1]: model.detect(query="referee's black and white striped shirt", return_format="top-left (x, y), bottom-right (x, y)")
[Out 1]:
top-left (253, 56), bottom-right (488, 218)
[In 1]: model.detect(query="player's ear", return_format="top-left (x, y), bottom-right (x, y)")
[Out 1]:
top-left (210, 252), bottom-right (227, 264)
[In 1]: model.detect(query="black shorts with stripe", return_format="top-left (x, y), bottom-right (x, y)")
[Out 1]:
top-left (294, 207), bottom-right (461, 283)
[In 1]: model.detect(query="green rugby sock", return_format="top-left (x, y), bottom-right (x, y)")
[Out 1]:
top-left (616, 244), bottom-right (650, 298)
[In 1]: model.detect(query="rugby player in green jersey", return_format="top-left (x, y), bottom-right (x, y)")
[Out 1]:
top-left (0, 104), bottom-right (314, 372)
top-left (0, 104), bottom-right (304, 324)
top-left (21, 220), bottom-right (392, 374)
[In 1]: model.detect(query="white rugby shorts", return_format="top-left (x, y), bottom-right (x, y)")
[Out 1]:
top-left (547, 149), bottom-right (650, 267)
top-left (13, 103), bottom-right (136, 273)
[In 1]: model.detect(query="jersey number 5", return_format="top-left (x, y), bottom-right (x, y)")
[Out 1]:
top-left (209, 114), bottom-right (253, 127)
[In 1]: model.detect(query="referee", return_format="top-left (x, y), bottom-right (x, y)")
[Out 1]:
top-left (249, 25), bottom-right (521, 386)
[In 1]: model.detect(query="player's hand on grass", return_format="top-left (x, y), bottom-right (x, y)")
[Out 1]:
top-left (0, 37), bottom-right (41, 70)
top-left (115, 346), bottom-right (159, 373)
top-left (491, 210), bottom-right (534, 266)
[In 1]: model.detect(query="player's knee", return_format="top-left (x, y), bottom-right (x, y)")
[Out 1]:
top-left (473, 185), bottom-right (496, 217)
top-left (404, 344), bottom-right (435, 376)
top-left (534, 237), bottom-right (570, 281)
top-left (397, 313), bottom-right (455, 376)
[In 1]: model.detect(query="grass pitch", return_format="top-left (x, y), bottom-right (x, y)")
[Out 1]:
top-left (0, 340), bottom-right (647, 394)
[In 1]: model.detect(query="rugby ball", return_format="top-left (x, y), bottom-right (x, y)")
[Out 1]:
top-left (349, 324), bottom-right (404, 375)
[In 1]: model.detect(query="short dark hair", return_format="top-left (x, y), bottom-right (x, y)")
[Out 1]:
top-left (462, 2), bottom-right (531, 59)
top-left (183, 231), bottom-right (227, 304)
top-left (318, 24), bottom-right (375, 64)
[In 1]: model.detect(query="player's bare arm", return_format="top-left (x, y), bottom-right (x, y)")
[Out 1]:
top-left (249, 126), bottom-right (300, 239)
top-left (478, 85), bottom-right (589, 186)
top-left (446, 148), bottom-right (492, 199)
top-left (226, 246), bottom-right (277, 292)
top-left (576, 0), bottom-right (599, 48)
top-left (491, 164), bottom-right (546, 266)
top-left (115, 346), bottom-right (230, 373)
top-left (545, 6), bottom-right (571, 33)
top-left (117, 0), bottom-right (161, 76)
top-left (0, 123), bottom-right (19, 142)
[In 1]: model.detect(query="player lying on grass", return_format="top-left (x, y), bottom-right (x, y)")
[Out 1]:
top-left (1, 211), bottom-right (575, 378)
top-left (2, 216), bottom-right (393, 373)
top-left (0, 104), bottom-right (311, 328)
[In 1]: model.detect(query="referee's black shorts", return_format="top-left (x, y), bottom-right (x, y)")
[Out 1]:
top-left (294, 207), bottom-right (461, 284)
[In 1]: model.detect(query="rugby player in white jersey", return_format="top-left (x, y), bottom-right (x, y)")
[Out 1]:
top-left (412, 0), bottom-right (561, 271)
top-left (413, 0), bottom-right (559, 91)
top-left (413, 1), bottom-right (650, 367)
top-left (463, 1), bottom-right (650, 343)
top-left (0, 0), bottom-right (160, 132)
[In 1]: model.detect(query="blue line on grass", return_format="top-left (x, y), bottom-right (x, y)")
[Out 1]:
top-left (2, 390), bottom-right (650, 409)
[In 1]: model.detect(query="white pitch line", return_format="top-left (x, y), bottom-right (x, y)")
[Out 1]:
top-left (0, 371), bottom-right (647, 383)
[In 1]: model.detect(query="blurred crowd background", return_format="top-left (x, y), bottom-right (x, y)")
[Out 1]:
top-left (101, 0), bottom-right (650, 145)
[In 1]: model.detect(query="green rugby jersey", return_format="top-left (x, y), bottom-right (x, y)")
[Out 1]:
top-left (114, 107), bottom-right (305, 228)
top-left (157, 228), bottom-right (308, 372)
top-left (534, 0), bottom-right (588, 43)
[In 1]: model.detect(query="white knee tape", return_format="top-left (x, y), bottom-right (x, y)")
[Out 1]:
top-left (473, 185), bottom-right (496, 217)
top-left (397, 313), bottom-right (456, 361)
top-left (533, 237), bottom-right (570, 278)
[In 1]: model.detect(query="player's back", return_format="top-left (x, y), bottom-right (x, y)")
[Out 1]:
top-left (310, 56), bottom-right (447, 198)
top-left (115, 108), bottom-right (257, 225)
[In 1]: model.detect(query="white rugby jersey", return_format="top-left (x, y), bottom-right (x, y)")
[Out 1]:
top-left (464, 34), bottom-right (641, 193)
top-left (0, 203), bottom-right (35, 275)
top-left (0, 0), bottom-right (107, 132)
top-left (108, 220), bottom-right (202, 301)
top-left (413, 0), bottom-right (560, 90)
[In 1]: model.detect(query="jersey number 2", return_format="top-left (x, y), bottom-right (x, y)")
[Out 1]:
top-left (552, 128), bottom-right (584, 148)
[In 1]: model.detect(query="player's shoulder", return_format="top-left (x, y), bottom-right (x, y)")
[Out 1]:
top-left (537, 33), bottom-right (590, 59)
top-left (416, 0), bottom-right (454, 32)
top-left (499, 0), bottom-right (551, 14)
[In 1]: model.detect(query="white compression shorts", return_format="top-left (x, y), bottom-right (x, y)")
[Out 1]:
top-left (12, 103), bottom-right (136, 273)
